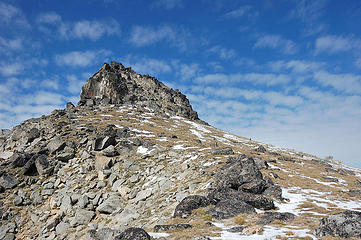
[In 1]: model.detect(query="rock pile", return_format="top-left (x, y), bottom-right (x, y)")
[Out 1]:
top-left (79, 61), bottom-right (199, 120)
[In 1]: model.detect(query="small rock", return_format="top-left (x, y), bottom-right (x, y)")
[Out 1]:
top-left (211, 147), bottom-right (234, 155)
top-left (206, 199), bottom-right (255, 220)
top-left (96, 195), bottom-right (123, 214)
top-left (115, 227), bottom-right (150, 240)
top-left (13, 196), bottom-right (23, 206)
top-left (47, 138), bottom-right (66, 153)
top-left (55, 222), bottom-right (69, 235)
top-left (0, 173), bottom-right (19, 189)
top-left (70, 209), bottom-right (95, 227)
top-left (154, 224), bottom-right (192, 232)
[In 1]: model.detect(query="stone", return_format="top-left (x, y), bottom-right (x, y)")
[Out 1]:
top-left (56, 149), bottom-right (75, 162)
top-left (208, 187), bottom-right (275, 210)
top-left (79, 61), bottom-right (199, 120)
top-left (96, 195), bottom-right (123, 214)
top-left (114, 227), bottom-right (151, 240)
top-left (93, 136), bottom-right (116, 151)
top-left (211, 147), bottom-right (234, 155)
top-left (55, 222), bottom-right (69, 235)
top-left (13, 196), bottom-right (23, 206)
top-left (30, 190), bottom-right (42, 205)
top-left (115, 207), bottom-right (139, 225)
top-left (256, 145), bottom-right (267, 153)
top-left (47, 138), bottom-right (66, 153)
top-left (9, 152), bottom-right (28, 168)
top-left (315, 210), bottom-right (361, 238)
top-left (35, 154), bottom-right (50, 175)
top-left (101, 145), bottom-right (119, 157)
top-left (227, 226), bottom-right (246, 233)
top-left (154, 224), bottom-right (192, 232)
top-left (257, 212), bottom-right (295, 225)
top-left (70, 209), bottom-right (95, 227)
top-left (88, 228), bottom-right (122, 240)
top-left (254, 158), bottom-right (269, 170)
top-left (206, 199), bottom-right (256, 220)
top-left (134, 189), bottom-right (152, 202)
top-left (22, 157), bottom-right (37, 176)
top-left (214, 155), bottom-right (267, 194)
top-left (173, 195), bottom-right (210, 218)
top-left (0, 173), bottom-right (19, 189)
top-left (60, 194), bottom-right (73, 212)
top-left (27, 128), bottom-right (40, 143)
top-left (129, 175), bottom-right (139, 183)
top-left (45, 212), bottom-right (64, 231)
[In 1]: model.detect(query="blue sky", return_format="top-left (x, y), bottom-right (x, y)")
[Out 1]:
top-left (1, 0), bottom-right (361, 167)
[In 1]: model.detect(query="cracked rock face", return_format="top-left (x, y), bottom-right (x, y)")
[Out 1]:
top-left (79, 61), bottom-right (199, 120)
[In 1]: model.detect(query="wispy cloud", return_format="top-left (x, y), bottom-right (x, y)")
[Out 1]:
top-left (54, 50), bottom-right (111, 67)
top-left (0, 37), bottom-right (23, 55)
top-left (119, 55), bottom-right (172, 76)
top-left (223, 5), bottom-right (257, 19)
top-left (129, 25), bottom-right (189, 50)
top-left (150, 0), bottom-right (183, 9)
top-left (268, 60), bottom-right (323, 73)
top-left (315, 35), bottom-right (361, 54)
top-left (254, 34), bottom-right (298, 54)
top-left (37, 12), bottom-right (120, 41)
top-left (0, 2), bottom-right (30, 28)
top-left (0, 62), bottom-right (24, 76)
top-left (314, 70), bottom-right (361, 94)
top-left (207, 45), bottom-right (237, 59)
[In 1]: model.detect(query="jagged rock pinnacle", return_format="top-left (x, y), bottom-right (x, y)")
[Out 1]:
top-left (79, 61), bottom-right (199, 120)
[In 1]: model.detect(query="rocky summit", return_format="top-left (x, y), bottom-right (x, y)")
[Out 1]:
top-left (0, 61), bottom-right (361, 240)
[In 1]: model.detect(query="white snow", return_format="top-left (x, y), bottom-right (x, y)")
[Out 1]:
top-left (184, 120), bottom-right (211, 133)
top-left (190, 129), bottom-right (204, 139)
top-left (148, 232), bottom-right (170, 238)
top-left (136, 146), bottom-right (155, 155)
top-left (100, 114), bottom-right (113, 117)
top-left (210, 222), bottom-right (315, 240)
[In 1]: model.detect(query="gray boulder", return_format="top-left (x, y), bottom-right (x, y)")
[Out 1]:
top-left (10, 152), bottom-right (28, 168)
top-left (96, 195), bottom-right (123, 214)
top-left (70, 209), bottom-right (95, 226)
top-left (115, 228), bottom-right (150, 240)
top-left (26, 128), bottom-right (40, 143)
top-left (257, 212), bottom-right (295, 225)
top-left (214, 155), bottom-right (267, 194)
top-left (211, 147), bottom-right (234, 155)
top-left (47, 138), bottom-right (66, 153)
top-left (35, 154), bottom-right (50, 175)
top-left (93, 136), bottom-right (116, 151)
top-left (88, 228), bottom-right (123, 240)
top-left (0, 173), bottom-right (19, 189)
top-left (206, 199), bottom-right (255, 220)
top-left (315, 211), bottom-right (361, 238)
top-left (154, 224), bottom-right (192, 232)
top-left (173, 195), bottom-right (210, 218)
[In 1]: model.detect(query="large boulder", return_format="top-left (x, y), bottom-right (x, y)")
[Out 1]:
top-left (206, 199), bottom-right (255, 220)
top-left (315, 211), bottom-right (361, 238)
top-left (173, 195), bottom-right (210, 218)
top-left (0, 173), bottom-right (19, 189)
top-left (10, 152), bottom-right (28, 168)
top-left (96, 195), bottom-right (123, 214)
top-left (47, 138), bottom-right (66, 153)
top-left (214, 155), bottom-right (267, 194)
top-left (93, 136), bottom-right (116, 151)
top-left (257, 212), bottom-right (295, 225)
top-left (208, 187), bottom-right (275, 210)
top-left (26, 128), bottom-right (40, 143)
top-left (114, 228), bottom-right (150, 240)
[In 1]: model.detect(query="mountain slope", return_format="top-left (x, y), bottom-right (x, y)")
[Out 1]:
top-left (0, 62), bottom-right (360, 240)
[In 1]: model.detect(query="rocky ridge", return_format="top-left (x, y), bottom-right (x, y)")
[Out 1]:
top-left (0, 62), bottom-right (360, 240)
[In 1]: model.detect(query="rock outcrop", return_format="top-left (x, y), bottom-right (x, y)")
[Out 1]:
top-left (79, 61), bottom-right (199, 120)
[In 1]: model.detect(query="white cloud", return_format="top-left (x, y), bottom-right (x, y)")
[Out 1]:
top-left (177, 63), bottom-right (200, 81)
top-left (0, 2), bottom-right (29, 28)
top-left (208, 45), bottom-right (236, 59)
top-left (36, 12), bottom-right (62, 24)
top-left (66, 74), bottom-right (85, 94)
top-left (268, 60), bottom-right (323, 73)
top-left (37, 12), bottom-right (120, 41)
top-left (0, 37), bottom-right (23, 54)
top-left (254, 34), bottom-right (298, 54)
top-left (315, 35), bottom-right (361, 55)
top-left (314, 70), bottom-right (361, 94)
top-left (0, 62), bottom-right (24, 76)
top-left (129, 25), bottom-right (188, 50)
top-left (41, 79), bottom-right (59, 90)
top-left (130, 25), bottom-right (176, 46)
top-left (223, 5), bottom-right (256, 19)
top-left (194, 72), bottom-right (290, 86)
top-left (355, 58), bottom-right (361, 69)
top-left (119, 56), bottom-right (172, 76)
top-left (72, 20), bottom-right (120, 41)
top-left (151, 0), bottom-right (183, 9)
top-left (54, 50), bottom-right (111, 67)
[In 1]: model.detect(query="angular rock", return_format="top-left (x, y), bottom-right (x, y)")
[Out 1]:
top-left (22, 157), bottom-right (37, 176)
top-left (47, 138), bottom-right (66, 153)
top-left (214, 155), bottom-right (267, 194)
top-left (35, 154), bottom-right (49, 175)
top-left (154, 224), bottom-right (192, 232)
top-left (208, 187), bottom-right (275, 210)
top-left (315, 210), bottom-right (361, 238)
top-left (13, 196), bottom-right (23, 206)
top-left (173, 195), bottom-right (210, 218)
top-left (114, 227), bottom-right (150, 240)
top-left (211, 147), bottom-right (234, 155)
top-left (93, 136), bottom-right (116, 151)
top-left (27, 128), bottom-right (40, 143)
top-left (257, 212), bottom-right (295, 225)
top-left (55, 221), bottom-right (69, 235)
top-left (9, 152), bottom-right (28, 168)
top-left (88, 228), bottom-right (123, 240)
top-left (206, 199), bottom-right (255, 220)
top-left (101, 145), bottom-right (119, 157)
top-left (70, 209), bottom-right (95, 226)
top-left (0, 173), bottom-right (19, 189)
top-left (256, 145), bottom-right (267, 153)
top-left (96, 195), bottom-right (123, 214)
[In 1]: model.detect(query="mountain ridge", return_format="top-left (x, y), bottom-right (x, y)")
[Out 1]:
top-left (0, 62), bottom-right (360, 240)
